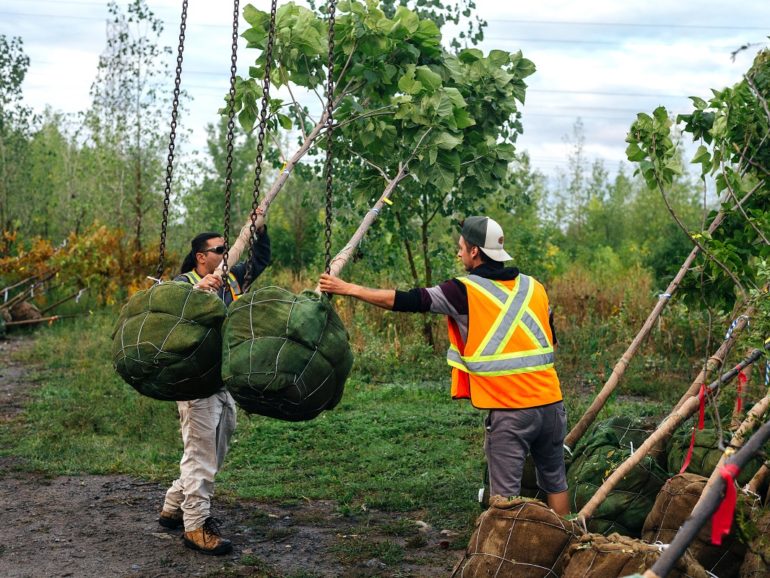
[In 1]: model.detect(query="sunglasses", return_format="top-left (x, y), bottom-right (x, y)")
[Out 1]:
top-left (200, 245), bottom-right (226, 255)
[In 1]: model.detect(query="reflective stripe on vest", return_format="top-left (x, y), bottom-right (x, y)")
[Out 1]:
top-left (182, 270), bottom-right (242, 302)
top-left (446, 274), bottom-right (554, 376)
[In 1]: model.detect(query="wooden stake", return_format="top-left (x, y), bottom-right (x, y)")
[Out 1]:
top-left (577, 344), bottom-right (768, 524)
top-left (564, 209), bottom-right (729, 450)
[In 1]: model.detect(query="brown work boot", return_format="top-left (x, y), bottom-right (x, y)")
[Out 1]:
top-left (158, 509), bottom-right (183, 529)
top-left (183, 517), bottom-right (232, 555)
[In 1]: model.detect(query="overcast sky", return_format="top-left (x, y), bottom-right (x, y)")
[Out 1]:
top-left (3, 0), bottom-right (769, 180)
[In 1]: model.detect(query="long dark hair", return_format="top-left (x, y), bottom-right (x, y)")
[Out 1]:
top-left (180, 231), bottom-right (222, 274)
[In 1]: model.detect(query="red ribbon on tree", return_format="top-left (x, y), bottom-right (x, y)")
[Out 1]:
top-left (711, 463), bottom-right (741, 545)
top-left (680, 383), bottom-right (707, 474)
top-left (734, 367), bottom-right (747, 414)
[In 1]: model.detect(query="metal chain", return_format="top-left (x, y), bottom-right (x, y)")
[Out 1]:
top-left (221, 0), bottom-right (241, 280)
top-left (323, 0), bottom-right (336, 273)
top-left (156, 0), bottom-right (188, 280)
top-left (245, 0), bottom-right (278, 285)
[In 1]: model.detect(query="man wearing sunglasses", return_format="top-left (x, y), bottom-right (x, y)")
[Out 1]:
top-left (158, 215), bottom-right (271, 555)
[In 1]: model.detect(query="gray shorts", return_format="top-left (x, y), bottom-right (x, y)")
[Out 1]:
top-left (484, 401), bottom-right (568, 497)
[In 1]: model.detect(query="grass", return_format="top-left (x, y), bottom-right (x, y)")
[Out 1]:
top-left (1, 283), bottom-right (716, 537)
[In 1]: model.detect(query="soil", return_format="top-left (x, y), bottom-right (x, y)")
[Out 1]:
top-left (0, 335), bottom-right (465, 578)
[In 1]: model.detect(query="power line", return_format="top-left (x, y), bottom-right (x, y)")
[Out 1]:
top-left (0, 10), bottom-right (232, 28)
top-left (491, 18), bottom-right (770, 31)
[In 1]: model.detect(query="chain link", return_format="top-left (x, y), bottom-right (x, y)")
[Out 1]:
top-left (156, 0), bottom-right (188, 280)
top-left (245, 0), bottom-right (278, 286)
top-left (323, 0), bottom-right (336, 273)
top-left (221, 0), bottom-right (241, 280)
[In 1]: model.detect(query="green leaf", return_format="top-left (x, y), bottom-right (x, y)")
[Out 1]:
top-left (398, 66), bottom-right (423, 95)
top-left (625, 142), bottom-right (647, 162)
top-left (458, 48), bottom-right (483, 64)
top-left (692, 145), bottom-right (711, 165)
top-left (277, 113), bottom-right (292, 130)
top-left (415, 66), bottom-right (442, 93)
top-left (434, 132), bottom-right (463, 150)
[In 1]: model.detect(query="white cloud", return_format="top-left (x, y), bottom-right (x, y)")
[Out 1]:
top-left (2, 0), bottom-right (768, 178)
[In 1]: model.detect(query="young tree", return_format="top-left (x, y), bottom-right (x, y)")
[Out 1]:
top-left (0, 35), bottom-right (33, 237)
top-left (233, 1), bottom-right (534, 343)
top-left (87, 0), bottom-right (172, 251)
top-left (627, 48), bottom-right (770, 328)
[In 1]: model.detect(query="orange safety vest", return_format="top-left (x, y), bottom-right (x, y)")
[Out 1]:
top-left (183, 270), bottom-right (243, 303)
top-left (446, 274), bottom-right (562, 409)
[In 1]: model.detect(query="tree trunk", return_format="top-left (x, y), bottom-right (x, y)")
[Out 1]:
top-left (577, 343), bottom-right (766, 524)
top-left (420, 212), bottom-right (434, 347)
top-left (396, 210), bottom-right (420, 287)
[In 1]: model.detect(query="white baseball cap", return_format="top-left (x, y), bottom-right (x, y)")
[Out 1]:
top-left (460, 216), bottom-right (512, 262)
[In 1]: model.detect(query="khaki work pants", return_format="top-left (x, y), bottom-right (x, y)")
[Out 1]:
top-left (162, 390), bottom-right (237, 531)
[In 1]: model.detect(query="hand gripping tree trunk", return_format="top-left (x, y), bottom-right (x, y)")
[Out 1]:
top-left (576, 340), bottom-right (769, 528)
top-left (642, 417), bottom-right (770, 578)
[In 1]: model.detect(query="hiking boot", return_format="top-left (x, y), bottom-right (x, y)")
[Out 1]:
top-left (183, 517), bottom-right (232, 556)
top-left (158, 509), bottom-right (183, 529)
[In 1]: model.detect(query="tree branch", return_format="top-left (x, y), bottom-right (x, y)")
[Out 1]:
top-left (285, 79), bottom-right (311, 140)
top-left (720, 161), bottom-right (770, 245)
top-left (654, 171), bottom-right (748, 300)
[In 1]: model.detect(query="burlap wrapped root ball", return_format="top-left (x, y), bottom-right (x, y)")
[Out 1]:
top-left (642, 473), bottom-right (756, 578)
top-left (568, 418), bottom-right (669, 537)
top-left (112, 282), bottom-right (227, 400)
top-left (222, 286), bottom-right (353, 421)
top-left (562, 532), bottom-right (708, 578)
top-left (10, 300), bottom-right (41, 321)
top-left (451, 496), bottom-right (583, 578)
top-left (667, 426), bottom-right (764, 486)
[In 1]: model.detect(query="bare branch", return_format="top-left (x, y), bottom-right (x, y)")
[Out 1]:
top-left (720, 161), bottom-right (770, 245)
top-left (334, 41), bottom-right (357, 88)
top-left (654, 171), bottom-right (748, 299)
top-left (343, 145), bottom-right (390, 181)
top-left (285, 81), bottom-right (311, 140)
top-left (745, 74), bottom-right (770, 127)
top-left (333, 107), bottom-right (397, 131)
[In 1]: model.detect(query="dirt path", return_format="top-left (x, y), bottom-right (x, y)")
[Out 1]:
top-left (0, 335), bottom-right (464, 578)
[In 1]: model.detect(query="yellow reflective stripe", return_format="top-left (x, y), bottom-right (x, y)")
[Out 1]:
top-left (461, 351), bottom-right (555, 373)
top-left (447, 347), bottom-right (468, 370)
top-left (521, 310), bottom-right (550, 348)
top-left (463, 345), bottom-right (553, 363)
top-left (489, 276), bottom-right (534, 356)
top-left (469, 363), bottom-right (555, 377)
top-left (460, 276), bottom-right (512, 306)
top-left (463, 275), bottom-right (510, 304)
top-left (479, 275), bottom-right (537, 355)
top-left (184, 270), bottom-right (202, 284)
top-left (518, 313), bottom-right (543, 350)
top-left (471, 276), bottom-right (522, 355)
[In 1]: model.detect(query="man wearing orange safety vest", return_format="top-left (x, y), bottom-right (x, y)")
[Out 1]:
top-left (319, 216), bottom-right (569, 515)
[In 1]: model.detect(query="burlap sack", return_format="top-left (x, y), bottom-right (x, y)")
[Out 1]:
top-left (451, 496), bottom-right (582, 578)
top-left (112, 282), bottom-right (227, 400)
top-left (568, 425), bottom-right (668, 537)
top-left (667, 427), bottom-right (763, 486)
top-left (223, 286), bottom-right (353, 421)
top-left (739, 507), bottom-right (770, 577)
top-left (642, 473), bottom-right (751, 578)
top-left (10, 300), bottom-right (41, 322)
top-left (562, 532), bottom-right (708, 577)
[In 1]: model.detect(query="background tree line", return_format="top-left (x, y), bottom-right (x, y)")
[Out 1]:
top-left (1, 0), bottom-right (765, 343)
